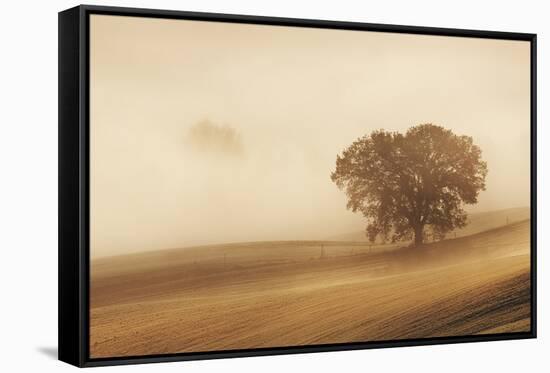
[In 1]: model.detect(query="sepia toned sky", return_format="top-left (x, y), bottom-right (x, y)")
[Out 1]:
top-left (90, 15), bottom-right (531, 258)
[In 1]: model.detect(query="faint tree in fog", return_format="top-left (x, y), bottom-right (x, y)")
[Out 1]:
top-left (187, 119), bottom-right (244, 157)
top-left (331, 124), bottom-right (488, 246)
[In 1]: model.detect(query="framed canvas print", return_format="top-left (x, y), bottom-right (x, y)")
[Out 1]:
top-left (58, 5), bottom-right (537, 367)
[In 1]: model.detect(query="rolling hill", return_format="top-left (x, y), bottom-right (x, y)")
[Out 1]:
top-left (90, 213), bottom-right (531, 358)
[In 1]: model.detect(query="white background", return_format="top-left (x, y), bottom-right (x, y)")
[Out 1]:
top-left (0, 0), bottom-right (547, 371)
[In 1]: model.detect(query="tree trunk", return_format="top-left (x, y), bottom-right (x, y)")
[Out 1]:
top-left (413, 225), bottom-right (424, 246)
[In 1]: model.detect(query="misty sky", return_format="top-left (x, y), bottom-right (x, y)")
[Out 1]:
top-left (90, 15), bottom-right (531, 258)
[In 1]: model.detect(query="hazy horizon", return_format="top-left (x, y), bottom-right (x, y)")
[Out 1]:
top-left (90, 15), bottom-right (530, 258)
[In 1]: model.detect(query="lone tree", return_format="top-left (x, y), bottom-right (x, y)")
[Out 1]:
top-left (331, 124), bottom-right (487, 246)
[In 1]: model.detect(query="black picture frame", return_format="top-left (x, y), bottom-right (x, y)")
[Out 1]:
top-left (58, 4), bottom-right (537, 368)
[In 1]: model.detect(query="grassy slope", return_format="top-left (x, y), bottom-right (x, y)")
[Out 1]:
top-left (326, 206), bottom-right (529, 242)
top-left (90, 219), bottom-right (531, 358)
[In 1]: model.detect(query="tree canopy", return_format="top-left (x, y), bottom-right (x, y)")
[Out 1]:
top-left (331, 124), bottom-right (488, 246)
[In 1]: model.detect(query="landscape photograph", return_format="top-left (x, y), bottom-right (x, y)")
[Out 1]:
top-left (89, 15), bottom-right (532, 358)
